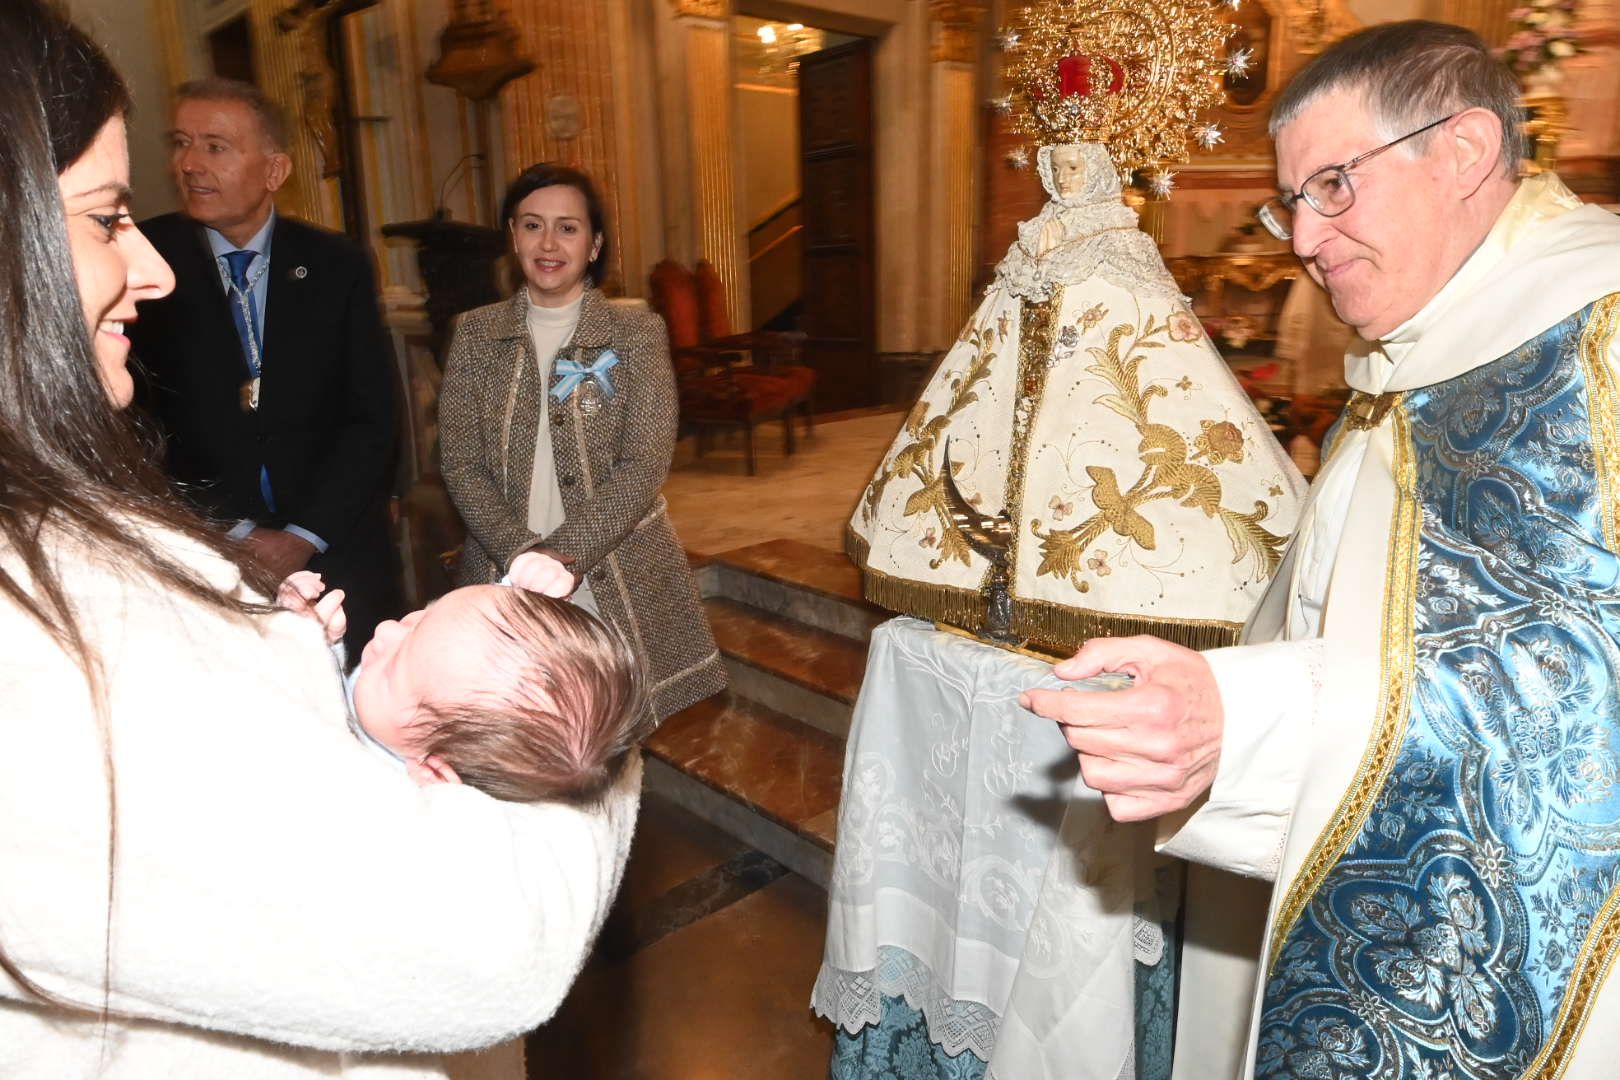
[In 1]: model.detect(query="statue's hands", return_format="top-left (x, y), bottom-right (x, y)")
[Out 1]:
top-left (508, 549), bottom-right (577, 598)
top-left (1021, 635), bottom-right (1223, 823)
top-left (1036, 215), bottom-right (1065, 260)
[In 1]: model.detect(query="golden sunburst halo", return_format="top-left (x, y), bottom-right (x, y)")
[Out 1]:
top-left (1003, 0), bottom-right (1232, 175)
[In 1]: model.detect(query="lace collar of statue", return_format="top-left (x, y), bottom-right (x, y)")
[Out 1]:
top-left (995, 143), bottom-right (1183, 304)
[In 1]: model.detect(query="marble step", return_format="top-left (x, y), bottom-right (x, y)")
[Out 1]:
top-left (703, 595), bottom-right (866, 739)
top-left (697, 538), bottom-right (885, 643)
top-left (644, 692), bottom-right (842, 887)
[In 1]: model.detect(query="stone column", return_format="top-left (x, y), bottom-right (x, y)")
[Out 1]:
top-left (665, 0), bottom-right (748, 331)
top-left (500, 0), bottom-right (637, 293)
top-left (929, 1), bottom-right (986, 345)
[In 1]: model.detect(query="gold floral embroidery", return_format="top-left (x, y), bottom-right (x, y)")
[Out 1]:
top-left (863, 319), bottom-right (1000, 568)
top-left (1193, 419), bottom-right (1246, 464)
top-left (1080, 303), bottom-right (1108, 332)
top-left (1030, 313), bottom-right (1288, 588)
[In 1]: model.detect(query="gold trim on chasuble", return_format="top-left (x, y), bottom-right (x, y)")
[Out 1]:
top-left (1266, 401), bottom-right (1419, 972)
top-left (1579, 294), bottom-right (1620, 551)
top-left (1521, 292), bottom-right (1620, 1080)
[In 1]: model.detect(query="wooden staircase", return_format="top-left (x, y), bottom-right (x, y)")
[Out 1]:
top-left (643, 539), bottom-right (883, 886)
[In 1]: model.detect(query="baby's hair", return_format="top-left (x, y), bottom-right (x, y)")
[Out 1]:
top-left (414, 590), bottom-right (649, 804)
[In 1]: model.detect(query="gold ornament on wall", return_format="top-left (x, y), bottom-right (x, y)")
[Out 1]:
top-left (1000, 0), bottom-right (1233, 175)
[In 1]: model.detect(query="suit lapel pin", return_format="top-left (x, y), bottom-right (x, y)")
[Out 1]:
top-left (294, 265), bottom-right (308, 279)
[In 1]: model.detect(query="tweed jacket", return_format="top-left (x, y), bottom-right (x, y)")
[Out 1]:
top-left (439, 287), bottom-right (726, 721)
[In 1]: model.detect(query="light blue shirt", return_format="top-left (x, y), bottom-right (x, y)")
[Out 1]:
top-left (209, 210), bottom-right (326, 554)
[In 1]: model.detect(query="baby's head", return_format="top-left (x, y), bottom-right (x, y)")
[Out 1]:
top-left (351, 585), bottom-right (647, 803)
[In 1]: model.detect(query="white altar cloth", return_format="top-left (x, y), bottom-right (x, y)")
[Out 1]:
top-left (813, 618), bottom-right (1177, 1080)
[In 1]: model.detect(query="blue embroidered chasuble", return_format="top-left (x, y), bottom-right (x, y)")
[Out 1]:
top-left (1258, 297), bottom-right (1620, 1079)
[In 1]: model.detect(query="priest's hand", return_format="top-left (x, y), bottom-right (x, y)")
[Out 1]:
top-left (1020, 635), bottom-right (1224, 823)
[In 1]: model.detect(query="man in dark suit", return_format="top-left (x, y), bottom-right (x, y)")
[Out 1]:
top-left (131, 78), bottom-right (401, 657)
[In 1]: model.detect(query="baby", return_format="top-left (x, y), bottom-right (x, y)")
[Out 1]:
top-left (282, 552), bottom-right (647, 804)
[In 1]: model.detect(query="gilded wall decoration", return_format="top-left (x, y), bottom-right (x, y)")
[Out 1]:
top-left (1200, 0), bottom-right (1360, 164)
top-left (668, 0), bottom-right (728, 18)
top-left (931, 0), bottom-right (989, 64)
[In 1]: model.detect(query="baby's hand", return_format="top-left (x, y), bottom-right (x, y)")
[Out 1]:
top-left (277, 571), bottom-right (348, 645)
top-left (277, 570), bottom-right (326, 610)
top-left (508, 550), bottom-right (576, 598)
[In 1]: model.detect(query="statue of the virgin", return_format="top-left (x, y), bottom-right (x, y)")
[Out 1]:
top-left (848, 140), bottom-right (1306, 649)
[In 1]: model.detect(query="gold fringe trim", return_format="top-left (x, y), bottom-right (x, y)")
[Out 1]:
top-left (847, 524), bottom-right (1243, 653)
top-left (1011, 596), bottom-right (1241, 652)
top-left (1579, 294), bottom-right (1620, 552)
top-left (1267, 401), bottom-right (1419, 972)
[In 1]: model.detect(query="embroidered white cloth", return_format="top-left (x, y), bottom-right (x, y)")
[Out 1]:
top-left (813, 618), bottom-right (1174, 1079)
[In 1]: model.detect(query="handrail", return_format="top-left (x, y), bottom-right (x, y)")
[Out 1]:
top-left (750, 223), bottom-right (803, 263)
top-left (749, 196), bottom-right (801, 238)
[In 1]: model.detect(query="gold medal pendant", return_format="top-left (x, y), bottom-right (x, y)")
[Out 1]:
top-left (240, 376), bottom-right (260, 413)
top-left (577, 379), bottom-right (603, 415)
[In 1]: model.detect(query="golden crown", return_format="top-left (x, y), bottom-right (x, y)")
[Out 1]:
top-left (999, 0), bottom-right (1237, 178)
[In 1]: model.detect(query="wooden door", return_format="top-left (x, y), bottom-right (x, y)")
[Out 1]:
top-left (798, 39), bottom-right (876, 413)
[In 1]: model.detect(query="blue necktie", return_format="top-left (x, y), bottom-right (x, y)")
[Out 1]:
top-left (224, 249), bottom-right (275, 515)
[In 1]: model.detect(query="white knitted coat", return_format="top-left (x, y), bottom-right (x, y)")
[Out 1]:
top-left (0, 526), bottom-right (639, 1078)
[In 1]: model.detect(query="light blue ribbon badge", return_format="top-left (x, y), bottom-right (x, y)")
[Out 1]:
top-left (552, 349), bottom-right (620, 403)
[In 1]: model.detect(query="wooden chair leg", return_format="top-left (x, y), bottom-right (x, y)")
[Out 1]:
top-left (744, 422), bottom-right (756, 476)
top-left (695, 426), bottom-right (708, 458)
top-left (802, 399), bottom-right (815, 436)
top-left (783, 411), bottom-right (797, 455)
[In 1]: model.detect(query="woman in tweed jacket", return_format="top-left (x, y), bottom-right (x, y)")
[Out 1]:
top-left (439, 164), bottom-right (725, 723)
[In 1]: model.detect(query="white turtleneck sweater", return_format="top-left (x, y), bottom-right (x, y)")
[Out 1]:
top-left (522, 293), bottom-right (597, 613)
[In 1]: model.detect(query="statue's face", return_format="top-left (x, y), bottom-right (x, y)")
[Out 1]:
top-left (1050, 146), bottom-right (1086, 197)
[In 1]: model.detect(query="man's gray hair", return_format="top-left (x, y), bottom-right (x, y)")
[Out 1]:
top-left (1269, 21), bottom-right (1525, 177)
top-left (173, 77), bottom-right (289, 152)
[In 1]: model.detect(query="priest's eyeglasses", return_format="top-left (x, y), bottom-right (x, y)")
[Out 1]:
top-left (1257, 113), bottom-right (1458, 241)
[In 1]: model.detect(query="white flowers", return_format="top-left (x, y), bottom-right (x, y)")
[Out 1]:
top-left (1226, 47), bottom-right (1254, 78)
top-left (1195, 123), bottom-right (1224, 150)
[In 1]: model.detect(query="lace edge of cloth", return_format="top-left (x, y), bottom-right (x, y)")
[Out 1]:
top-left (811, 945), bottom-right (1002, 1061)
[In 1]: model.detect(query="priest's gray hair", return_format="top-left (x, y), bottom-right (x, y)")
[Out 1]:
top-left (1269, 21), bottom-right (1525, 178)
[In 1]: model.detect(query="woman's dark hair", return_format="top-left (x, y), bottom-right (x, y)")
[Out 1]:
top-left (0, 0), bottom-right (277, 1009)
top-left (500, 162), bottom-right (611, 287)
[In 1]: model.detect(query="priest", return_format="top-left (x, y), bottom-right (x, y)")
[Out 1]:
top-left (1024, 22), bottom-right (1620, 1079)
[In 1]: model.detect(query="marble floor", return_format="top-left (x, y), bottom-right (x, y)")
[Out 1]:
top-left (663, 408), bottom-right (905, 557)
top-left (526, 792), bottom-right (835, 1078)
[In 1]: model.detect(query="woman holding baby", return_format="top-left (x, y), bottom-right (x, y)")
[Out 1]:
top-left (0, 2), bottom-right (634, 1075)
top-left (438, 164), bottom-right (726, 725)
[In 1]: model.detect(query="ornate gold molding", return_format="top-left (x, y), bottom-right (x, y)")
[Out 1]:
top-left (931, 0), bottom-right (986, 65)
top-left (669, 0), bottom-right (727, 18)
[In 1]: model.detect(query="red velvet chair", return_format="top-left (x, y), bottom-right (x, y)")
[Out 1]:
top-left (649, 259), bottom-right (814, 475)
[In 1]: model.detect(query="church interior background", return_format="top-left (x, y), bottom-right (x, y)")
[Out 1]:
top-left (66, 0), bottom-right (1620, 1074)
